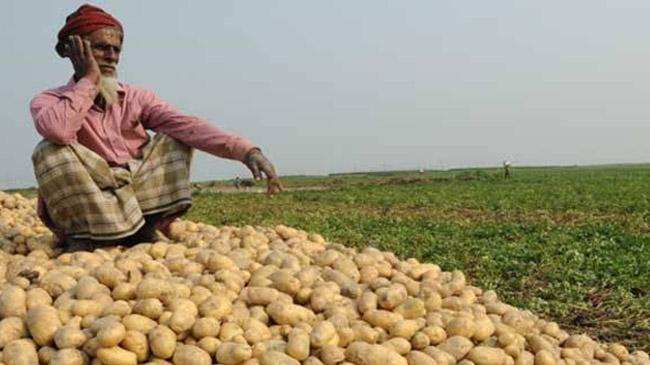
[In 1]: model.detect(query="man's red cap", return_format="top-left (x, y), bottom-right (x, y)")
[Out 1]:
top-left (55, 4), bottom-right (123, 57)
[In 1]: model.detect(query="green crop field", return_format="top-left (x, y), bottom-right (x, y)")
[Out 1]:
top-left (187, 165), bottom-right (650, 352)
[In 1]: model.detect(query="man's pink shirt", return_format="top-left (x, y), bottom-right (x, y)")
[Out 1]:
top-left (30, 76), bottom-right (257, 165)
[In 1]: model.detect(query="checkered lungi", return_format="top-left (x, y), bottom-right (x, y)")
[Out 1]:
top-left (32, 134), bottom-right (193, 241)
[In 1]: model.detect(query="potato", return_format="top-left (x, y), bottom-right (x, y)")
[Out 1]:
top-left (406, 350), bottom-right (437, 365)
top-left (394, 298), bottom-right (426, 319)
top-left (438, 336), bottom-right (474, 360)
top-left (192, 317), bottom-right (221, 339)
top-left (49, 348), bottom-right (84, 365)
top-left (243, 318), bottom-right (272, 343)
top-left (81, 337), bottom-right (101, 359)
top-left (266, 302), bottom-right (316, 326)
top-left (310, 284), bottom-right (339, 312)
top-left (467, 347), bottom-right (508, 365)
top-left (363, 310), bottom-right (402, 330)
top-left (172, 344), bottom-right (211, 365)
top-left (39, 271), bottom-right (77, 298)
top-left (198, 295), bottom-right (233, 320)
top-left (96, 321), bottom-right (126, 348)
top-left (38, 346), bottom-right (58, 364)
top-left (102, 300), bottom-right (132, 317)
top-left (120, 331), bottom-right (149, 362)
top-left (473, 315), bottom-right (496, 341)
top-left (446, 317), bottom-right (476, 338)
top-left (25, 305), bottom-right (61, 346)
top-left (357, 291), bottom-right (378, 314)
top-left (219, 322), bottom-right (244, 341)
top-left (534, 350), bottom-right (555, 365)
top-left (270, 269), bottom-right (301, 295)
top-left (311, 321), bottom-right (339, 348)
top-left (216, 342), bottom-right (253, 365)
top-left (384, 337), bottom-right (412, 355)
top-left (344, 342), bottom-right (408, 365)
top-left (197, 336), bottom-right (220, 356)
top-left (25, 288), bottom-right (52, 311)
top-left (411, 331), bottom-right (430, 350)
top-left (54, 325), bottom-right (87, 349)
top-left (96, 346), bottom-right (137, 365)
top-left (148, 325), bottom-right (176, 359)
top-left (287, 328), bottom-right (310, 361)
top-left (608, 344), bottom-right (630, 362)
top-left (132, 298), bottom-right (163, 320)
top-left (376, 285), bottom-right (408, 310)
top-left (321, 268), bottom-right (361, 298)
top-left (259, 351), bottom-right (301, 365)
top-left (390, 319), bottom-right (424, 339)
top-left (167, 299), bottom-right (198, 333)
top-left (423, 346), bottom-right (456, 365)
top-left (0, 317), bottom-right (27, 348)
top-left (94, 264), bottom-right (127, 289)
top-left (122, 314), bottom-right (157, 333)
top-left (318, 345), bottom-right (346, 365)
top-left (3, 339), bottom-right (39, 365)
top-left (135, 278), bottom-right (174, 301)
top-left (423, 292), bottom-right (442, 312)
top-left (421, 325), bottom-right (447, 345)
top-left (350, 323), bottom-right (379, 344)
top-left (527, 335), bottom-right (554, 354)
top-left (0, 286), bottom-right (26, 318)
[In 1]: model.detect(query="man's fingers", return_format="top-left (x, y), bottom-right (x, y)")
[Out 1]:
top-left (244, 150), bottom-right (283, 195)
top-left (83, 39), bottom-right (94, 61)
top-left (261, 166), bottom-right (276, 180)
top-left (259, 159), bottom-right (278, 180)
top-left (248, 162), bottom-right (262, 181)
top-left (266, 179), bottom-right (283, 197)
top-left (273, 181), bottom-right (284, 194)
top-left (73, 36), bottom-right (84, 56)
top-left (76, 36), bottom-right (88, 63)
top-left (70, 36), bottom-right (85, 66)
top-left (68, 36), bottom-right (78, 62)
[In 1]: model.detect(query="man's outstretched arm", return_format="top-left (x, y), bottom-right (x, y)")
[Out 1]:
top-left (139, 89), bottom-right (283, 195)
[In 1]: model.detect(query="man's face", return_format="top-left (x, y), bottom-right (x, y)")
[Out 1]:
top-left (85, 27), bottom-right (122, 77)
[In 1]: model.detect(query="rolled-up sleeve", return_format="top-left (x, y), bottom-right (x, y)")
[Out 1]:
top-left (138, 89), bottom-right (257, 161)
top-left (30, 77), bottom-right (98, 145)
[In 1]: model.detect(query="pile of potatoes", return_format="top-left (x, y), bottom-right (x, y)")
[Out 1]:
top-left (0, 191), bottom-right (648, 365)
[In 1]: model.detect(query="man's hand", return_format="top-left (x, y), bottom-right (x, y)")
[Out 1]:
top-left (244, 149), bottom-right (283, 196)
top-left (64, 35), bottom-right (101, 84)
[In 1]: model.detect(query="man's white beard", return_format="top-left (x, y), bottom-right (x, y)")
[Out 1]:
top-left (98, 76), bottom-right (119, 107)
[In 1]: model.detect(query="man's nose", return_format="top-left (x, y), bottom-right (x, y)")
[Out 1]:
top-left (105, 48), bottom-right (119, 63)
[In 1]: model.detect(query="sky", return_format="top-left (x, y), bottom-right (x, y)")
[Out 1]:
top-left (2, 1), bottom-right (650, 189)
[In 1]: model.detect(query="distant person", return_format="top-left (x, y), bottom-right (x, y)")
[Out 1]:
top-left (29, 4), bottom-right (283, 251)
top-left (503, 160), bottom-right (512, 179)
top-left (234, 176), bottom-right (242, 190)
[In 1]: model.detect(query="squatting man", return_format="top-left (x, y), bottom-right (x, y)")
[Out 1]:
top-left (30, 4), bottom-right (283, 251)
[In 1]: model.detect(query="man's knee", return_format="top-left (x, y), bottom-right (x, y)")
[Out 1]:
top-left (153, 134), bottom-right (192, 154)
top-left (32, 140), bottom-right (58, 161)
top-left (143, 134), bottom-right (194, 168)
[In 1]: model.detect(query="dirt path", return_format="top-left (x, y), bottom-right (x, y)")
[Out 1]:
top-left (192, 185), bottom-right (330, 194)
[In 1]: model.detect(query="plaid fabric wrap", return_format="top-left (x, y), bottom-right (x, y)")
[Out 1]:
top-left (32, 134), bottom-right (193, 240)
